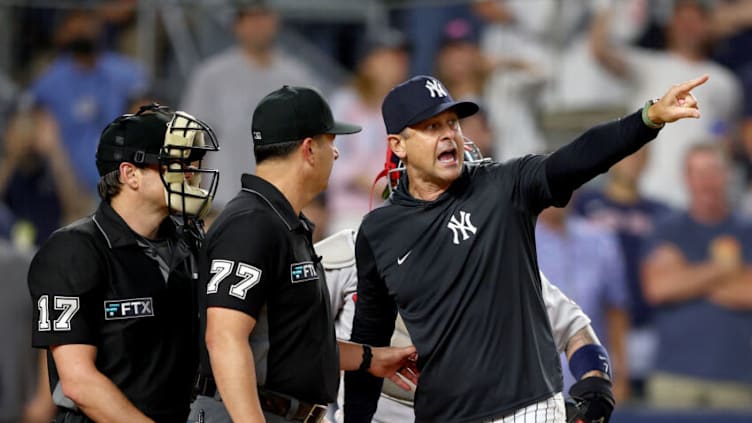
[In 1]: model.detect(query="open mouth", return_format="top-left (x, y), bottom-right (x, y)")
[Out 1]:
top-left (437, 147), bottom-right (458, 165)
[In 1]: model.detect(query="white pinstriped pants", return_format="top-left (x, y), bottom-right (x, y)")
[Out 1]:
top-left (371, 392), bottom-right (566, 423)
top-left (486, 393), bottom-right (566, 423)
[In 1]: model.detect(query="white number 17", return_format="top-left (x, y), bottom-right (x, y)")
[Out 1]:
top-left (37, 295), bottom-right (80, 331)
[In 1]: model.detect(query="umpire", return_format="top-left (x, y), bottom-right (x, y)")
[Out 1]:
top-left (191, 86), bottom-right (416, 423)
top-left (28, 105), bottom-right (219, 423)
top-left (345, 74), bottom-right (708, 423)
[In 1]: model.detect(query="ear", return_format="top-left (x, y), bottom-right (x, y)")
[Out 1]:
top-left (118, 162), bottom-right (140, 190)
top-left (301, 137), bottom-right (316, 166)
top-left (388, 134), bottom-right (406, 161)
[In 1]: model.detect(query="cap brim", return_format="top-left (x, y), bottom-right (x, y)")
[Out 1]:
top-left (328, 121), bottom-right (363, 135)
top-left (406, 100), bottom-right (479, 129)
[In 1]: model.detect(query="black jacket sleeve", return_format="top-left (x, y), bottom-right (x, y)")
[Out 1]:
top-left (544, 109), bottom-right (660, 207)
top-left (344, 230), bottom-right (397, 423)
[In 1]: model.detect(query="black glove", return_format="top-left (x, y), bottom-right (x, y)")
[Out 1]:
top-left (567, 377), bottom-right (615, 423)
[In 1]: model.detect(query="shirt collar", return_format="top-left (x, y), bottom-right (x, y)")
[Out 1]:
top-left (240, 174), bottom-right (307, 231)
top-left (92, 201), bottom-right (177, 249)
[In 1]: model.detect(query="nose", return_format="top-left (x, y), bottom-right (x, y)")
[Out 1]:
top-left (333, 146), bottom-right (340, 161)
top-left (441, 123), bottom-right (459, 141)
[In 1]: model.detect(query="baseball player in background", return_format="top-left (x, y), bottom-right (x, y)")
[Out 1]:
top-left (344, 74), bottom-right (708, 423)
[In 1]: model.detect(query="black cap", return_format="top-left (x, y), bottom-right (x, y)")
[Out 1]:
top-left (252, 85), bottom-right (361, 145)
top-left (381, 75), bottom-right (479, 134)
top-left (96, 111), bottom-right (170, 176)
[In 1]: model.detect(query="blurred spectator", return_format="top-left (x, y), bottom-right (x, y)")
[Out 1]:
top-left (395, 2), bottom-right (480, 76)
top-left (474, 0), bottom-right (555, 159)
top-left (536, 205), bottom-right (631, 402)
top-left (573, 146), bottom-right (672, 398)
top-left (591, 0), bottom-right (742, 208)
top-left (710, 0), bottom-right (752, 73)
top-left (25, 8), bottom-right (148, 194)
top-left (0, 71), bottom-right (16, 131)
top-left (0, 238), bottom-right (55, 423)
top-left (182, 0), bottom-right (322, 208)
top-left (435, 18), bottom-right (487, 103)
top-left (552, 0), bottom-right (649, 111)
top-left (326, 29), bottom-right (409, 234)
top-left (0, 108), bottom-right (94, 247)
top-left (641, 143), bottom-right (752, 409)
top-left (434, 18), bottom-right (495, 159)
top-left (97, 0), bottom-right (139, 57)
top-left (739, 63), bottom-right (752, 216)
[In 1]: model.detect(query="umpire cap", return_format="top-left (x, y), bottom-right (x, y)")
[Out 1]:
top-left (96, 110), bottom-right (171, 176)
top-left (252, 85), bottom-right (361, 145)
top-left (382, 75), bottom-right (478, 135)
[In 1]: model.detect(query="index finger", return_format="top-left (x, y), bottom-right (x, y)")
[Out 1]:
top-left (674, 74), bottom-right (709, 94)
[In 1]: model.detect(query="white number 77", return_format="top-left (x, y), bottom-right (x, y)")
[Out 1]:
top-left (206, 259), bottom-right (262, 300)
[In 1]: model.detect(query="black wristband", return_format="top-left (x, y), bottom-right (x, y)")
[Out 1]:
top-left (359, 344), bottom-right (373, 372)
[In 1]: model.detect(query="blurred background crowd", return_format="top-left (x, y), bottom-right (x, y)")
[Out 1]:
top-left (1, 0), bottom-right (752, 422)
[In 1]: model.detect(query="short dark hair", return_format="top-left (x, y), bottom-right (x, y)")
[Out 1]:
top-left (97, 169), bottom-right (122, 201)
top-left (253, 139), bottom-right (303, 164)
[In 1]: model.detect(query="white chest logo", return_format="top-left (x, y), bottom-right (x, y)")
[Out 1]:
top-left (425, 79), bottom-right (448, 98)
top-left (447, 210), bottom-right (477, 245)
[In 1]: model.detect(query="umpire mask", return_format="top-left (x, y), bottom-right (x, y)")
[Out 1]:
top-left (160, 110), bottom-right (220, 220)
top-left (96, 104), bottom-right (220, 220)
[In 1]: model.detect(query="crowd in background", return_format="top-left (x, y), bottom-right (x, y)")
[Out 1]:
top-left (2, 0), bottom-right (752, 422)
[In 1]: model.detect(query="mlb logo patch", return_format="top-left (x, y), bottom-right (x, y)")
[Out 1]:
top-left (290, 261), bottom-right (319, 283)
top-left (104, 297), bottom-right (155, 320)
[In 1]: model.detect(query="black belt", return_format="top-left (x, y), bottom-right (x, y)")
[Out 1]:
top-left (193, 374), bottom-right (327, 423)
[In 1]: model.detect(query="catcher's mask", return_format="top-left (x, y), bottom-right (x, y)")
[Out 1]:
top-left (96, 104), bottom-right (220, 220)
top-left (369, 136), bottom-right (489, 209)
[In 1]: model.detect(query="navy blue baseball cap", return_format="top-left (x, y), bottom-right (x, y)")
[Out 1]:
top-left (381, 75), bottom-right (479, 134)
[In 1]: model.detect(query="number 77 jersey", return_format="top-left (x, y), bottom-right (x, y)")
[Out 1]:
top-left (197, 174), bottom-right (339, 405)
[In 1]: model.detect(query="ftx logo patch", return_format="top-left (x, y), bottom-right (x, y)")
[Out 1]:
top-left (290, 261), bottom-right (319, 283)
top-left (104, 298), bottom-right (154, 320)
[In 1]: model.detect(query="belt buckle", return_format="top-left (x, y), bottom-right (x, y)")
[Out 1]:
top-left (303, 404), bottom-right (327, 423)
